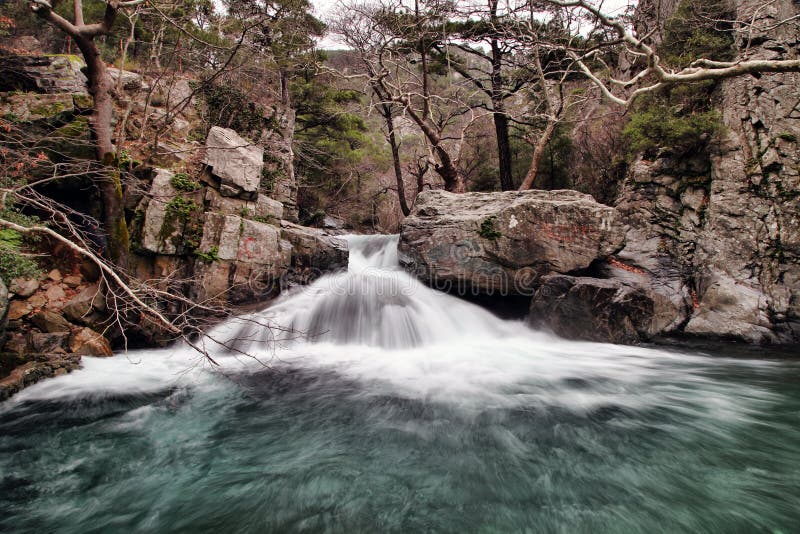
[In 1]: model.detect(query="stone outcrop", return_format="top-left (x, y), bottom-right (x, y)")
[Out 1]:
top-left (399, 190), bottom-right (625, 295)
top-left (0, 353), bottom-right (81, 401)
top-left (203, 126), bottom-right (264, 199)
top-left (280, 222), bottom-right (349, 284)
top-left (0, 53), bottom-right (88, 94)
top-left (530, 275), bottom-right (656, 344)
top-left (192, 213), bottom-right (292, 304)
top-left (603, 0), bottom-right (800, 344)
top-left (130, 120), bottom-right (348, 309)
top-left (0, 269), bottom-right (116, 400)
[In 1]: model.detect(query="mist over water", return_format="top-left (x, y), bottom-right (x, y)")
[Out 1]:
top-left (2, 235), bottom-right (799, 532)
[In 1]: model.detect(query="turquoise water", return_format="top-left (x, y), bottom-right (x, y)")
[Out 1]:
top-left (1, 347), bottom-right (799, 533)
top-left (2, 236), bottom-right (799, 532)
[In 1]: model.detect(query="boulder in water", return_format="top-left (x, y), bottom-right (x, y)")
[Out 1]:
top-left (399, 190), bottom-right (626, 296)
top-left (529, 275), bottom-right (658, 344)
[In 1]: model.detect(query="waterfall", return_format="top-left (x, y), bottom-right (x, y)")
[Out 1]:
top-left (211, 234), bottom-right (525, 352)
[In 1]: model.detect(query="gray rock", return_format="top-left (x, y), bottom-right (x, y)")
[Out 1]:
top-left (203, 127), bottom-right (263, 199)
top-left (0, 92), bottom-right (74, 122)
top-left (399, 190), bottom-right (626, 296)
top-left (9, 277), bottom-right (38, 298)
top-left (193, 213), bottom-right (292, 304)
top-left (205, 188), bottom-right (283, 222)
top-left (263, 108), bottom-right (299, 221)
top-left (685, 272), bottom-right (776, 343)
top-left (31, 310), bottom-right (71, 333)
top-left (280, 221), bottom-right (349, 273)
top-left (0, 53), bottom-right (87, 94)
top-left (529, 275), bottom-right (656, 344)
top-left (138, 169), bottom-right (202, 255)
top-left (606, 0), bottom-right (800, 345)
top-left (322, 215), bottom-right (345, 230)
top-left (107, 68), bottom-right (146, 92)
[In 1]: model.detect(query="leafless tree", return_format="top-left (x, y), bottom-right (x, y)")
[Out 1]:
top-left (28, 0), bottom-right (149, 267)
top-left (331, 0), bottom-right (489, 193)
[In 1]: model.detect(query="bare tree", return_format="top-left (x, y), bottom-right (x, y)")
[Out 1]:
top-left (538, 0), bottom-right (800, 107)
top-left (332, 0), bottom-right (487, 193)
top-left (28, 0), bottom-right (147, 267)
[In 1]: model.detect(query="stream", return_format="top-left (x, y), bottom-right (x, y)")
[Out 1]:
top-left (1, 235), bottom-right (799, 532)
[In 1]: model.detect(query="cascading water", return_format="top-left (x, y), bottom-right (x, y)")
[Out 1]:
top-left (1, 235), bottom-right (799, 532)
top-left (214, 234), bottom-right (522, 351)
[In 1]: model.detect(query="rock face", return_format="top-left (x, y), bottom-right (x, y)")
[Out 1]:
top-left (203, 126), bottom-right (264, 199)
top-left (192, 213), bottom-right (292, 304)
top-left (0, 353), bottom-right (81, 401)
top-left (530, 275), bottom-right (656, 344)
top-left (399, 190), bottom-right (625, 295)
top-left (606, 0), bottom-right (800, 344)
top-left (280, 222), bottom-right (349, 283)
top-left (0, 53), bottom-right (88, 94)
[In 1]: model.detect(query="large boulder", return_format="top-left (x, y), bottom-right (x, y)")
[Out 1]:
top-left (0, 92), bottom-right (74, 122)
top-left (203, 126), bottom-right (264, 199)
top-left (280, 222), bottom-right (348, 279)
top-left (205, 188), bottom-right (283, 222)
top-left (398, 190), bottom-right (626, 295)
top-left (530, 275), bottom-right (658, 344)
top-left (137, 169), bottom-right (203, 256)
top-left (31, 310), bottom-right (71, 333)
top-left (684, 271), bottom-right (776, 343)
top-left (192, 213), bottom-right (291, 304)
top-left (62, 284), bottom-right (107, 325)
top-left (0, 53), bottom-right (87, 94)
top-left (69, 327), bottom-right (113, 357)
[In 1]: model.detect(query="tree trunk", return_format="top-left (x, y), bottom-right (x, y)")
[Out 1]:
top-left (380, 104), bottom-right (410, 216)
top-left (75, 36), bottom-right (130, 268)
top-left (493, 107), bottom-right (514, 191)
top-left (435, 151), bottom-right (466, 193)
top-left (518, 120), bottom-right (558, 191)
top-left (489, 19), bottom-right (514, 192)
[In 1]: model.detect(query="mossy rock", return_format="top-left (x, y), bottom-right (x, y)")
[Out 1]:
top-left (72, 93), bottom-right (93, 111)
top-left (0, 92), bottom-right (74, 122)
top-left (46, 116), bottom-right (94, 160)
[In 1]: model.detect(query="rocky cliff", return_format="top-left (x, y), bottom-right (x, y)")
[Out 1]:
top-left (612, 0), bottom-right (800, 343)
top-left (0, 49), bottom-right (347, 397)
top-left (400, 0), bottom-right (800, 346)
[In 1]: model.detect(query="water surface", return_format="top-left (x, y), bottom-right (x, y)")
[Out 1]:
top-left (2, 235), bottom-right (799, 532)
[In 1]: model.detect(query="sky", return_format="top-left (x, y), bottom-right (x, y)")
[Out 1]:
top-left (310, 0), bottom-right (636, 49)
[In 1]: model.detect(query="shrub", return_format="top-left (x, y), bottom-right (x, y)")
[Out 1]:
top-left (478, 216), bottom-right (502, 240)
top-left (623, 106), bottom-right (721, 157)
top-left (170, 172), bottom-right (201, 192)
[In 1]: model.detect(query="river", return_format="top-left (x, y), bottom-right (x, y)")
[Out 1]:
top-left (1, 235), bottom-right (799, 532)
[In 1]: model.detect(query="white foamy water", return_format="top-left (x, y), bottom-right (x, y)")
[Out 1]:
top-left (4, 235), bottom-right (780, 418)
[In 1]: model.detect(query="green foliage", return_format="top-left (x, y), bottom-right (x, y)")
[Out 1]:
top-left (196, 246), bottom-right (220, 263)
top-left (660, 0), bottom-right (735, 68)
top-left (623, 105), bottom-right (721, 157)
top-left (478, 216), bottom-right (502, 240)
top-left (623, 0), bottom-right (731, 161)
top-left (164, 196), bottom-right (200, 222)
top-left (200, 84), bottom-right (269, 137)
top-left (170, 172), bottom-right (202, 192)
top-left (291, 66), bottom-right (370, 218)
top-left (777, 132), bottom-right (798, 143)
top-left (116, 149), bottom-right (133, 168)
top-left (0, 217), bottom-right (40, 282)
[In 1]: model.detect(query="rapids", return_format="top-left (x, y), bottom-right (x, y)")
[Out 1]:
top-left (1, 235), bottom-right (799, 532)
